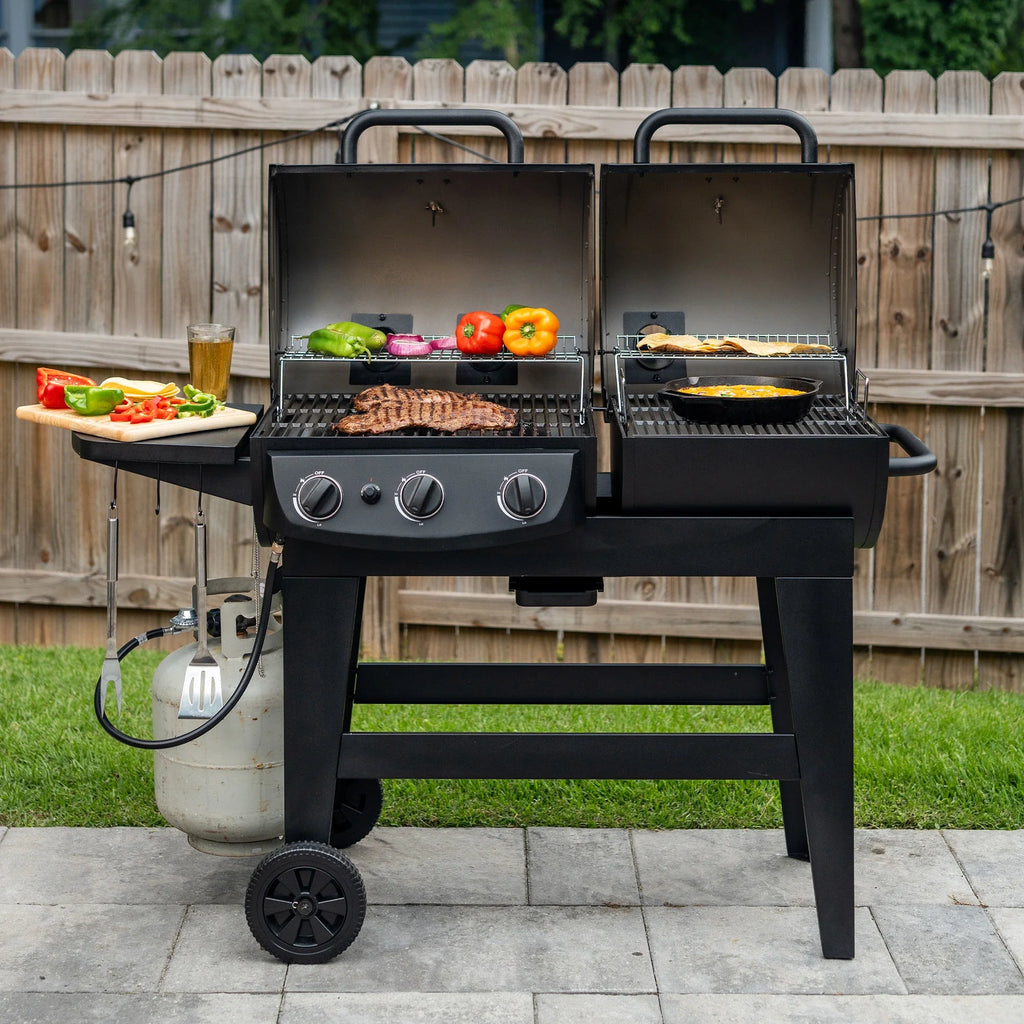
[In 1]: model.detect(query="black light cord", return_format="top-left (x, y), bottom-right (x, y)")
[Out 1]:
top-left (94, 540), bottom-right (283, 750)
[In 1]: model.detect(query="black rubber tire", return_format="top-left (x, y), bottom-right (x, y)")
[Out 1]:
top-left (330, 777), bottom-right (384, 848)
top-left (245, 841), bottom-right (366, 964)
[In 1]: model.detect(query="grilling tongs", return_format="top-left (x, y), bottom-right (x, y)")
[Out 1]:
top-left (99, 493), bottom-right (122, 714)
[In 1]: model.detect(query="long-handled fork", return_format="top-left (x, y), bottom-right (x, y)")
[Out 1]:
top-left (99, 501), bottom-right (122, 714)
top-left (177, 508), bottom-right (223, 719)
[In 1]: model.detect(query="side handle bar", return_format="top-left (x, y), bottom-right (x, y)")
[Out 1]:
top-left (881, 423), bottom-right (937, 478)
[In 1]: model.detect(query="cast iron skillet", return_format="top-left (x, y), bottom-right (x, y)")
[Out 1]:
top-left (658, 375), bottom-right (823, 425)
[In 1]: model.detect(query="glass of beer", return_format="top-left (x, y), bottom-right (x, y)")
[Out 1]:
top-left (187, 323), bottom-right (235, 401)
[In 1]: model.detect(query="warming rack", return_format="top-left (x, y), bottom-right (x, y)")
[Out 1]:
top-left (276, 344), bottom-right (588, 425)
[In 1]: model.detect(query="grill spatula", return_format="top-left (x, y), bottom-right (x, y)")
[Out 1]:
top-left (177, 508), bottom-right (223, 719)
top-left (99, 501), bottom-right (122, 714)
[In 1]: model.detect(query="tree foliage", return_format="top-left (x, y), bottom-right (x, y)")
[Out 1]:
top-left (69, 0), bottom-right (381, 62)
top-left (860, 0), bottom-right (1024, 77)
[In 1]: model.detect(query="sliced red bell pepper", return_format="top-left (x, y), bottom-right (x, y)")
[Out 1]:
top-left (130, 398), bottom-right (158, 423)
top-left (37, 367), bottom-right (96, 409)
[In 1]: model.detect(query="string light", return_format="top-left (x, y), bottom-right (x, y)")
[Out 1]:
top-left (2, 115), bottom-right (1023, 280)
top-left (121, 176), bottom-right (136, 248)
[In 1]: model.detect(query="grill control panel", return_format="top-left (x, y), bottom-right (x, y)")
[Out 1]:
top-left (268, 450), bottom-right (584, 549)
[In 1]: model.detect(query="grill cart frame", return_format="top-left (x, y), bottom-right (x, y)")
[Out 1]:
top-left (69, 106), bottom-right (936, 966)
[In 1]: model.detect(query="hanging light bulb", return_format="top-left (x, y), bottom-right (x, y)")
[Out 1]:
top-left (122, 208), bottom-right (136, 247)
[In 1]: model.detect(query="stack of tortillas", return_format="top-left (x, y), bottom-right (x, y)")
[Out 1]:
top-left (636, 334), bottom-right (832, 355)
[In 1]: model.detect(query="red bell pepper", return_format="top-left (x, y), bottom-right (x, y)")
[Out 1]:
top-left (456, 311), bottom-right (505, 356)
top-left (37, 367), bottom-right (96, 409)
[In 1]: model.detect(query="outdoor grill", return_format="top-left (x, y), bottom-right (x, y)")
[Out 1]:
top-left (73, 107), bottom-right (935, 966)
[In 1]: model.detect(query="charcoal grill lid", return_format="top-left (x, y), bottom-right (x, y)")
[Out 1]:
top-left (658, 376), bottom-right (822, 425)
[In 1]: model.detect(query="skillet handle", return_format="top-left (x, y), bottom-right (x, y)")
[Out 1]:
top-left (633, 107), bottom-right (818, 164)
top-left (340, 108), bottom-right (524, 164)
top-left (881, 423), bottom-right (937, 478)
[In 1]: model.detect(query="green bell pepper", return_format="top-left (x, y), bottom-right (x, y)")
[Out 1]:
top-left (63, 385), bottom-right (124, 416)
top-left (305, 321), bottom-right (386, 358)
top-left (325, 321), bottom-right (387, 352)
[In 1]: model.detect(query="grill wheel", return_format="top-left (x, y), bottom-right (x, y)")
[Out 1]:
top-left (331, 777), bottom-right (384, 848)
top-left (245, 841), bottom-right (366, 963)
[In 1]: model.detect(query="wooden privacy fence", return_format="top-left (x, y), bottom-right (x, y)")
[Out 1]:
top-left (3, 48), bottom-right (1024, 691)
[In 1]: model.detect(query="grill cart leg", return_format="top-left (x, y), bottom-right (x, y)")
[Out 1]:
top-left (756, 577), bottom-right (809, 861)
top-left (282, 574), bottom-right (366, 843)
top-left (773, 575), bottom-right (855, 960)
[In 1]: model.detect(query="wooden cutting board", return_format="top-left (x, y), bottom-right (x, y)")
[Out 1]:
top-left (16, 403), bottom-right (258, 442)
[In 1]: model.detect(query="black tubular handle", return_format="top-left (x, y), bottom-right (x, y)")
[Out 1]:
top-left (633, 107), bottom-right (819, 164)
top-left (881, 423), bottom-right (937, 478)
top-left (340, 108), bottom-right (525, 164)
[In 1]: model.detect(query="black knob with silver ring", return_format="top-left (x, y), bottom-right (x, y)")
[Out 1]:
top-left (398, 472), bottom-right (444, 520)
top-left (499, 471), bottom-right (547, 520)
top-left (294, 474), bottom-right (343, 523)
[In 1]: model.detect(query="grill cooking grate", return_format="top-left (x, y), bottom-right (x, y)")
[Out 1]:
top-left (622, 393), bottom-right (885, 438)
top-left (258, 393), bottom-right (592, 440)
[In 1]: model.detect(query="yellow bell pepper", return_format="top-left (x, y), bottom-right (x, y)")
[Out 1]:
top-left (502, 307), bottom-right (560, 357)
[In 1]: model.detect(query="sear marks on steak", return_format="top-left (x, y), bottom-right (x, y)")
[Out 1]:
top-left (336, 385), bottom-right (517, 435)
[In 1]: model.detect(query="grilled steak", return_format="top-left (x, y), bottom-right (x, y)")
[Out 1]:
top-left (337, 385), bottom-right (517, 435)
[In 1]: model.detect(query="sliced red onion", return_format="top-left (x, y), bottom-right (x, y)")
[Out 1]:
top-left (430, 335), bottom-right (458, 350)
top-left (385, 334), bottom-right (433, 357)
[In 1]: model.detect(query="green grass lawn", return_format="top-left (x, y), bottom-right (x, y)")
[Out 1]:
top-left (1, 643), bottom-right (1022, 830)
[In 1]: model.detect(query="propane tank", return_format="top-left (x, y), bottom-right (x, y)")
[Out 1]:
top-left (152, 583), bottom-right (284, 857)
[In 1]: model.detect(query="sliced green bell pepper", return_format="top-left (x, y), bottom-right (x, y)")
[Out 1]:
top-left (177, 384), bottom-right (222, 417)
top-left (63, 385), bottom-right (124, 416)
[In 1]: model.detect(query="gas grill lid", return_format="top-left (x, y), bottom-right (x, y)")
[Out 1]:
top-left (267, 157), bottom-right (594, 403)
top-left (599, 108), bottom-right (857, 380)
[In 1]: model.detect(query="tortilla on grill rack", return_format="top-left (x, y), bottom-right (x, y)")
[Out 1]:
top-left (636, 333), bottom-right (832, 355)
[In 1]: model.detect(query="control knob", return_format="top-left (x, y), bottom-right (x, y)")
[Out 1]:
top-left (500, 471), bottom-right (547, 519)
top-left (295, 474), bottom-right (342, 522)
top-left (399, 473), bottom-right (444, 520)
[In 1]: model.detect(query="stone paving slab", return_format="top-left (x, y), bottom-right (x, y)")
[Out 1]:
top-left (0, 904), bottom-right (185, 993)
top-left (659, 994), bottom-right (1024, 1023)
top-left (0, 827), bottom-right (257, 905)
top-left (345, 827), bottom-right (526, 905)
top-left (279, 992), bottom-right (533, 1023)
top-left (943, 830), bottom-right (1024, 908)
top-left (990, 907), bottom-right (1024, 973)
top-left (284, 905), bottom-right (655, 993)
top-left (645, 905), bottom-right (905, 994)
top-left (0, 992), bottom-right (282, 1024)
top-left (159, 905), bottom-right (287, 993)
top-left (534, 993), bottom-right (663, 1023)
top-left (632, 829), bottom-right (977, 908)
top-left (632, 830), bottom-right (815, 907)
top-left (852, 830), bottom-right (976, 906)
top-left (871, 905), bottom-right (1024, 995)
top-left (527, 827), bottom-right (639, 906)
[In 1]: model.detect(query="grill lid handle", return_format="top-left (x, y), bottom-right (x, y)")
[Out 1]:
top-left (339, 108), bottom-right (525, 164)
top-left (633, 107), bottom-right (818, 164)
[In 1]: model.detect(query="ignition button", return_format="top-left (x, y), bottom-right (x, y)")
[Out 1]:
top-left (360, 483), bottom-right (382, 504)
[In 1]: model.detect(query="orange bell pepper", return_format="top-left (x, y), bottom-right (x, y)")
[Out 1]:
top-left (502, 307), bottom-right (560, 356)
